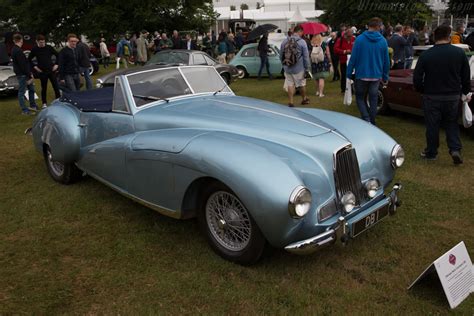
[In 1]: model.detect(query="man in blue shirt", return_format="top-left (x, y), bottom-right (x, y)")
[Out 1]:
top-left (280, 25), bottom-right (311, 107)
top-left (347, 17), bottom-right (390, 125)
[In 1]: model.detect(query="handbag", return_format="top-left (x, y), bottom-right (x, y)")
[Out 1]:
top-left (463, 102), bottom-right (472, 128)
top-left (343, 79), bottom-right (352, 106)
top-left (462, 95), bottom-right (473, 128)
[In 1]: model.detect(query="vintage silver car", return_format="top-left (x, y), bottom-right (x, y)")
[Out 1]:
top-left (0, 66), bottom-right (19, 95)
top-left (31, 66), bottom-right (404, 264)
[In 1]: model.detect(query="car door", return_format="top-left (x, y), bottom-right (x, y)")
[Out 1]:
top-left (78, 76), bottom-right (135, 189)
top-left (124, 68), bottom-right (189, 212)
top-left (240, 46), bottom-right (258, 76)
top-left (385, 69), bottom-right (423, 114)
top-left (267, 45), bottom-right (282, 76)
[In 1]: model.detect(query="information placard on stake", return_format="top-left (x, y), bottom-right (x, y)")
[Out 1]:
top-left (408, 241), bottom-right (473, 309)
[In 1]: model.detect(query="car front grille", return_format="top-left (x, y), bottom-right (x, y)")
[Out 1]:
top-left (334, 146), bottom-right (364, 206)
top-left (6, 76), bottom-right (18, 86)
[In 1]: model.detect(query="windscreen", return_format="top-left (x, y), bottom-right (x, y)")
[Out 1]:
top-left (127, 68), bottom-right (192, 107)
top-left (125, 67), bottom-right (232, 107)
top-left (180, 67), bottom-right (231, 94)
top-left (148, 52), bottom-right (189, 65)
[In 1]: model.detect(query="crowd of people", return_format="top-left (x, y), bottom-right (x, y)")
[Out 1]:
top-left (106, 29), bottom-right (247, 68)
top-left (277, 17), bottom-right (469, 164)
top-left (10, 33), bottom-right (94, 114)
top-left (4, 17), bottom-right (472, 164)
top-left (4, 28), bottom-right (253, 116)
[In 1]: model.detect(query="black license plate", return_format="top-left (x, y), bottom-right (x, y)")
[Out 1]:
top-left (351, 204), bottom-right (390, 237)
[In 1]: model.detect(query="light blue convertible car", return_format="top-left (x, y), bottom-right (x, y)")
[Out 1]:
top-left (31, 66), bottom-right (404, 265)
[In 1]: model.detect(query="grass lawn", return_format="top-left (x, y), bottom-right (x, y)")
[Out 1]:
top-left (0, 67), bottom-right (473, 314)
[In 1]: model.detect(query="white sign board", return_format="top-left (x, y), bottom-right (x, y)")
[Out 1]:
top-left (408, 241), bottom-right (474, 309)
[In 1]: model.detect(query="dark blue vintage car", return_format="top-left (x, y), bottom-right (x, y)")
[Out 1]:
top-left (31, 66), bottom-right (404, 264)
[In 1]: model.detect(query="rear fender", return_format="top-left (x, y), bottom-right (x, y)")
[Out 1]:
top-left (32, 102), bottom-right (81, 163)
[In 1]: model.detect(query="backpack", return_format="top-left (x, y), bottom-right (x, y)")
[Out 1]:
top-left (282, 38), bottom-right (299, 66)
top-left (123, 44), bottom-right (130, 56)
top-left (311, 45), bottom-right (324, 63)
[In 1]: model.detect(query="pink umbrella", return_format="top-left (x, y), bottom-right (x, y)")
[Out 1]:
top-left (300, 22), bottom-right (328, 35)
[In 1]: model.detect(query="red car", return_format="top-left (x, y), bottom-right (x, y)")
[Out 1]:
top-left (376, 69), bottom-right (474, 137)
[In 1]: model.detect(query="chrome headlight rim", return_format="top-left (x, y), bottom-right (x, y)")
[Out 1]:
top-left (391, 144), bottom-right (405, 169)
top-left (341, 191), bottom-right (356, 214)
top-left (365, 178), bottom-right (381, 199)
top-left (95, 78), bottom-right (104, 88)
top-left (288, 185), bottom-right (312, 219)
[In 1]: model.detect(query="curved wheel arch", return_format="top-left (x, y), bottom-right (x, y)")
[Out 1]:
top-left (236, 65), bottom-right (248, 79)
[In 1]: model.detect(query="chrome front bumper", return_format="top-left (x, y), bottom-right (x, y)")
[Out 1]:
top-left (0, 86), bottom-right (15, 93)
top-left (285, 183), bottom-right (402, 255)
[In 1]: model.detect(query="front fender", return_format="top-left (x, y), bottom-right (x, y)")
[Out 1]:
top-left (32, 102), bottom-right (81, 163)
top-left (177, 131), bottom-right (327, 247)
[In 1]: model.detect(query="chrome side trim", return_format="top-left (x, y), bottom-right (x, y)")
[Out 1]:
top-left (80, 167), bottom-right (182, 219)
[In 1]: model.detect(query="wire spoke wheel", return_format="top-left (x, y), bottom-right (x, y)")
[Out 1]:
top-left (205, 191), bottom-right (252, 252)
top-left (366, 89), bottom-right (387, 114)
top-left (43, 145), bottom-right (81, 184)
top-left (47, 149), bottom-right (64, 177)
top-left (376, 89), bottom-right (384, 112)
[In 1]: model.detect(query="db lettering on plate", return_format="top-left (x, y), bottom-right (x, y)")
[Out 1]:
top-left (352, 204), bottom-right (389, 237)
top-left (365, 212), bottom-right (378, 227)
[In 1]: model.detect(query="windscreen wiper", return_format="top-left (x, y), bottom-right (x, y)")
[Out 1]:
top-left (213, 84), bottom-right (228, 96)
top-left (133, 94), bottom-right (169, 103)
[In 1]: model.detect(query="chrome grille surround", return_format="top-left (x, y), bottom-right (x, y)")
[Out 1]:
top-left (333, 145), bottom-right (364, 208)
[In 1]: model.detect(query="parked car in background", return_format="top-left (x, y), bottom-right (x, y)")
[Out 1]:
top-left (96, 50), bottom-right (239, 87)
top-left (147, 50), bottom-right (239, 84)
top-left (0, 66), bottom-right (19, 95)
top-left (88, 56), bottom-right (99, 75)
top-left (374, 68), bottom-right (474, 137)
top-left (229, 43), bottom-right (282, 79)
top-left (411, 44), bottom-right (473, 77)
top-left (32, 65), bottom-right (404, 264)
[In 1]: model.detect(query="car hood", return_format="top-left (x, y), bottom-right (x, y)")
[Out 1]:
top-left (0, 66), bottom-right (14, 81)
top-left (136, 95), bottom-right (342, 138)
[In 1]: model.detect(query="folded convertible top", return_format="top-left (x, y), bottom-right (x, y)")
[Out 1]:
top-left (60, 87), bottom-right (114, 112)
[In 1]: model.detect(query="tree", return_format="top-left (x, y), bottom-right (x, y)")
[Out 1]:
top-left (230, 5), bottom-right (236, 11)
top-left (240, 3), bottom-right (249, 11)
top-left (0, 0), bottom-right (218, 42)
top-left (448, 0), bottom-right (474, 18)
top-left (315, 0), bottom-right (331, 10)
top-left (320, 0), bottom-right (433, 30)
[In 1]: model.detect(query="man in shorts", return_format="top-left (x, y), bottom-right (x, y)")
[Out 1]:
top-left (280, 25), bottom-right (311, 107)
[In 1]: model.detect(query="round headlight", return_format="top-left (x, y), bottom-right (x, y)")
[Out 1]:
top-left (96, 79), bottom-right (103, 88)
top-left (341, 192), bottom-right (356, 213)
top-left (288, 186), bottom-right (312, 218)
top-left (365, 178), bottom-right (380, 199)
top-left (391, 144), bottom-right (405, 169)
